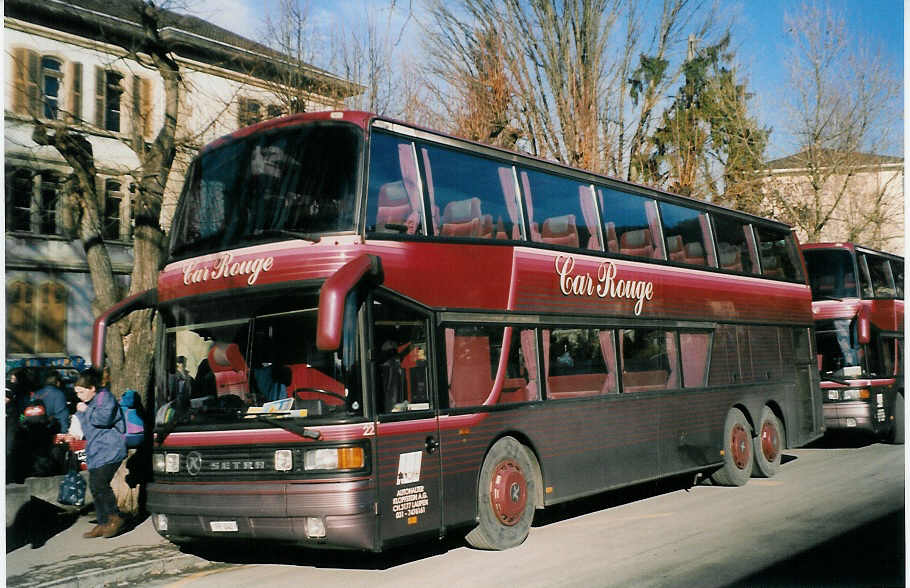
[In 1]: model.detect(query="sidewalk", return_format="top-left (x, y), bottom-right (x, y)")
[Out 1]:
top-left (6, 494), bottom-right (211, 587)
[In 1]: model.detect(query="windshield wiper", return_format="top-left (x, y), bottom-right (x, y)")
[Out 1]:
top-left (822, 374), bottom-right (853, 386)
top-left (249, 229), bottom-right (320, 242)
top-left (814, 295), bottom-right (844, 301)
top-left (252, 413), bottom-right (321, 439)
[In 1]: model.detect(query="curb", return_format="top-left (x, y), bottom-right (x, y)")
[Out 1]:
top-left (10, 552), bottom-right (212, 588)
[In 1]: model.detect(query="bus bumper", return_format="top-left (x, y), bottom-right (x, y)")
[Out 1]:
top-left (146, 478), bottom-right (377, 550)
top-left (823, 401), bottom-right (887, 436)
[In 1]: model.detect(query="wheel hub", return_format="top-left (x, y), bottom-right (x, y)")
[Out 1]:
top-left (490, 460), bottom-right (527, 526)
top-left (730, 423), bottom-right (751, 469)
top-left (761, 420), bottom-right (780, 462)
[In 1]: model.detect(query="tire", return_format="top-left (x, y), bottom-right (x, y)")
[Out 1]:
top-left (711, 407), bottom-right (753, 486)
top-left (465, 436), bottom-right (539, 550)
top-left (888, 392), bottom-right (904, 445)
top-left (752, 407), bottom-right (784, 478)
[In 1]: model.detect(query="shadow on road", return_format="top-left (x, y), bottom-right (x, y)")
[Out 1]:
top-left (805, 431), bottom-right (882, 449)
top-left (6, 498), bottom-right (81, 552)
top-left (729, 508), bottom-right (905, 587)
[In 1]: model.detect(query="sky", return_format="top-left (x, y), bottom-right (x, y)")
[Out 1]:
top-left (181, 0), bottom-right (904, 160)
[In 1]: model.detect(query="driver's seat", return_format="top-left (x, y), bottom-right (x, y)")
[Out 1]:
top-left (288, 364), bottom-right (345, 406)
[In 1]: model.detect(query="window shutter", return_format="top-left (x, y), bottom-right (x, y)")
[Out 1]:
top-left (12, 48), bottom-right (39, 115)
top-left (95, 66), bottom-right (105, 128)
top-left (141, 77), bottom-right (152, 137)
top-left (68, 62), bottom-right (83, 123)
top-left (131, 75), bottom-right (142, 144)
top-left (237, 96), bottom-right (248, 128)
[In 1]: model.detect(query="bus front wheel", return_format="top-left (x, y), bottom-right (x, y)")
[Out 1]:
top-left (711, 407), bottom-right (753, 486)
top-left (752, 407), bottom-right (784, 478)
top-left (465, 436), bottom-right (539, 550)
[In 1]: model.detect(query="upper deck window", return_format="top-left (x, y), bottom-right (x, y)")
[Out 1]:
top-left (803, 249), bottom-right (857, 299)
top-left (712, 215), bottom-right (758, 274)
top-left (859, 253), bottom-right (896, 299)
top-left (754, 226), bottom-right (803, 281)
top-left (169, 123), bottom-right (360, 259)
top-left (520, 169), bottom-right (600, 251)
top-left (890, 259), bottom-right (904, 299)
top-left (365, 131), bottom-right (425, 235)
top-left (598, 187), bottom-right (664, 260)
top-left (659, 202), bottom-right (714, 267)
top-left (419, 142), bottom-right (521, 240)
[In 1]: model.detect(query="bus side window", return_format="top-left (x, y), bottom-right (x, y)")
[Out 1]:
top-left (755, 226), bottom-right (802, 280)
top-left (598, 187), bottom-right (664, 260)
top-left (372, 298), bottom-right (430, 414)
top-left (366, 131), bottom-right (424, 235)
top-left (659, 202), bottom-right (713, 267)
top-left (620, 329), bottom-right (679, 392)
top-left (521, 169), bottom-right (600, 252)
top-left (680, 332), bottom-right (711, 387)
top-left (543, 328), bottom-right (616, 399)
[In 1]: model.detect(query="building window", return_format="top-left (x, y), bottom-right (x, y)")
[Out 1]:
top-left (6, 280), bottom-right (67, 354)
top-left (238, 97), bottom-right (262, 128)
top-left (96, 69), bottom-right (123, 131)
top-left (41, 56), bottom-right (62, 120)
top-left (5, 168), bottom-right (62, 235)
top-left (103, 180), bottom-right (123, 240)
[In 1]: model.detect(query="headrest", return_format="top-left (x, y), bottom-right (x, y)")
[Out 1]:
top-left (378, 181), bottom-right (410, 206)
top-left (685, 242), bottom-right (704, 257)
top-left (443, 198), bottom-right (481, 223)
top-left (542, 215), bottom-right (576, 237)
top-left (666, 235), bottom-right (683, 253)
top-left (208, 343), bottom-right (246, 372)
top-left (621, 229), bottom-right (651, 248)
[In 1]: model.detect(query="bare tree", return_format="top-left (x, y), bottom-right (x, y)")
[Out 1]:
top-left (764, 1), bottom-right (903, 249)
top-left (15, 1), bottom-right (185, 402)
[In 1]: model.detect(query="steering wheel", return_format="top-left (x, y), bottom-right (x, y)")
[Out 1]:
top-left (292, 387), bottom-right (347, 403)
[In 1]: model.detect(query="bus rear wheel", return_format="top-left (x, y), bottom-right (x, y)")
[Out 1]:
top-left (711, 407), bottom-right (753, 486)
top-left (465, 436), bottom-right (539, 550)
top-left (752, 407), bottom-right (783, 478)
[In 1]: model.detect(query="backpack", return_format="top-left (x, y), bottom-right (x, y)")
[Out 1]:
top-left (22, 398), bottom-right (48, 424)
top-left (118, 389), bottom-right (145, 448)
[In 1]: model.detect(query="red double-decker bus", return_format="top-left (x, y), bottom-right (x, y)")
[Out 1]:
top-left (801, 243), bottom-right (904, 443)
top-left (92, 111), bottom-right (822, 551)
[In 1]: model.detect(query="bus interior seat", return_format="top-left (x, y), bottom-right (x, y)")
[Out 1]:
top-left (540, 215), bottom-right (580, 248)
top-left (604, 222), bottom-right (619, 253)
top-left (718, 244), bottom-right (743, 271)
top-left (376, 181), bottom-right (412, 231)
top-left (288, 364), bottom-right (345, 405)
top-left (621, 369), bottom-right (669, 392)
top-left (208, 342), bottom-right (249, 398)
top-left (500, 378), bottom-right (533, 403)
top-left (477, 214), bottom-right (494, 239)
top-left (666, 235), bottom-right (685, 262)
top-left (619, 228), bottom-right (654, 258)
top-left (440, 197), bottom-right (483, 238)
top-left (547, 373), bottom-right (606, 399)
top-left (761, 254), bottom-right (783, 276)
top-left (683, 241), bottom-right (706, 266)
top-left (448, 335), bottom-right (493, 407)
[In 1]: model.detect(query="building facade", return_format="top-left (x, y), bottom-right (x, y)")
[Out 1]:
top-left (763, 150), bottom-right (904, 255)
top-left (5, 0), bottom-right (353, 364)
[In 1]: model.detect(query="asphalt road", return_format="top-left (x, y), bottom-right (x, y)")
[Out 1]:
top-left (144, 437), bottom-right (905, 588)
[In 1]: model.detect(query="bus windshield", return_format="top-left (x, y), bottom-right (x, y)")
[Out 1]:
top-left (169, 122), bottom-right (361, 258)
top-left (803, 249), bottom-right (857, 300)
top-left (815, 318), bottom-right (863, 378)
top-left (159, 293), bottom-right (363, 427)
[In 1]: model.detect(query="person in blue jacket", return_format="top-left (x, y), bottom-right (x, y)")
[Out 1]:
top-left (32, 370), bottom-right (70, 434)
top-left (74, 367), bottom-right (127, 539)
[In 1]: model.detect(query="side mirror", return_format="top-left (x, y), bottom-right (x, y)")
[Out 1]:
top-left (316, 255), bottom-right (383, 351)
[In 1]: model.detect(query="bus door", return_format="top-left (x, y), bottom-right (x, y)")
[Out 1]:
top-left (370, 296), bottom-right (442, 546)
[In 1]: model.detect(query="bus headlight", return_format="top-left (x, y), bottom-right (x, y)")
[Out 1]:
top-left (274, 449), bottom-right (293, 471)
top-left (842, 389), bottom-right (869, 401)
top-left (165, 453), bottom-right (180, 473)
top-left (153, 453), bottom-right (166, 472)
top-left (304, 447), bottom-right (364, 471)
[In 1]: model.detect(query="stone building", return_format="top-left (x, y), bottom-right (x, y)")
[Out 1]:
top-left (5, 0), bottom-right (355, 364)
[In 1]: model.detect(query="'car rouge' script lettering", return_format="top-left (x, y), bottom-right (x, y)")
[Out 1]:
top-left (554, 255), bottom-right (654, 315)
top-left (183, 253), bottom-right (274, 287)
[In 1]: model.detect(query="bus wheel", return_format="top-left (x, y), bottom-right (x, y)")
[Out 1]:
top-left (888, 393), bottom-right (904, 445)
top-left (752, 407), bottom-right (784, 478)
top-left (711, 407), bottom-right (753, 486)
top-left (465, 436), bottom-right (539, 550)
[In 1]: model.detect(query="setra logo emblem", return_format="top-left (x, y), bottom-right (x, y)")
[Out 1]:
top-left (186, 451), bottom-right (203, 476)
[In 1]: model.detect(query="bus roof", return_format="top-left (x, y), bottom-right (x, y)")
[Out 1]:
top-left (801, 242), bottom-right (904, 262)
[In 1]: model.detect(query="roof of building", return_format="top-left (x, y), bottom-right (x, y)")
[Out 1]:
top-left (766, 149), bottom-right (903, 171)
top-left (5, 0), bottom-right (357, 95)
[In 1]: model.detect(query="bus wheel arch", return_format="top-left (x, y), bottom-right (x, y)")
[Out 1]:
top-left (465, 435), bottom-right (540, 550)
top-left (752, 405), bottom-right (785, 478)
top-left (711, 406), bottom-right (754, 486)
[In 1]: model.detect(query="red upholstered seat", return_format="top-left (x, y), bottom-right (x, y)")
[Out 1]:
top-left (683, 241), bottom-right (706, 266)
top-left (540, 215), bottom-right (579, 248)
top-left (666, 235), bottom-right (685, 262)
top-left (718, 244), bottom-right (743, 271)
top-left (619, 228), bottom-right (654, 258)
top-left (208, 343), bottom-right (248, 397)
top-left (440, 198), bottom-right (483, 237)
top-left (376, 181), bottom-right (412, 231)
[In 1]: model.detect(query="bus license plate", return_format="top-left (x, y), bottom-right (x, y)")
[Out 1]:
top-left (210, 521), bottom-right (238, 532)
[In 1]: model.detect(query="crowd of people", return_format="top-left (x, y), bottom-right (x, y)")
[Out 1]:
top-left (6, 364), bottom-right (143, 539)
